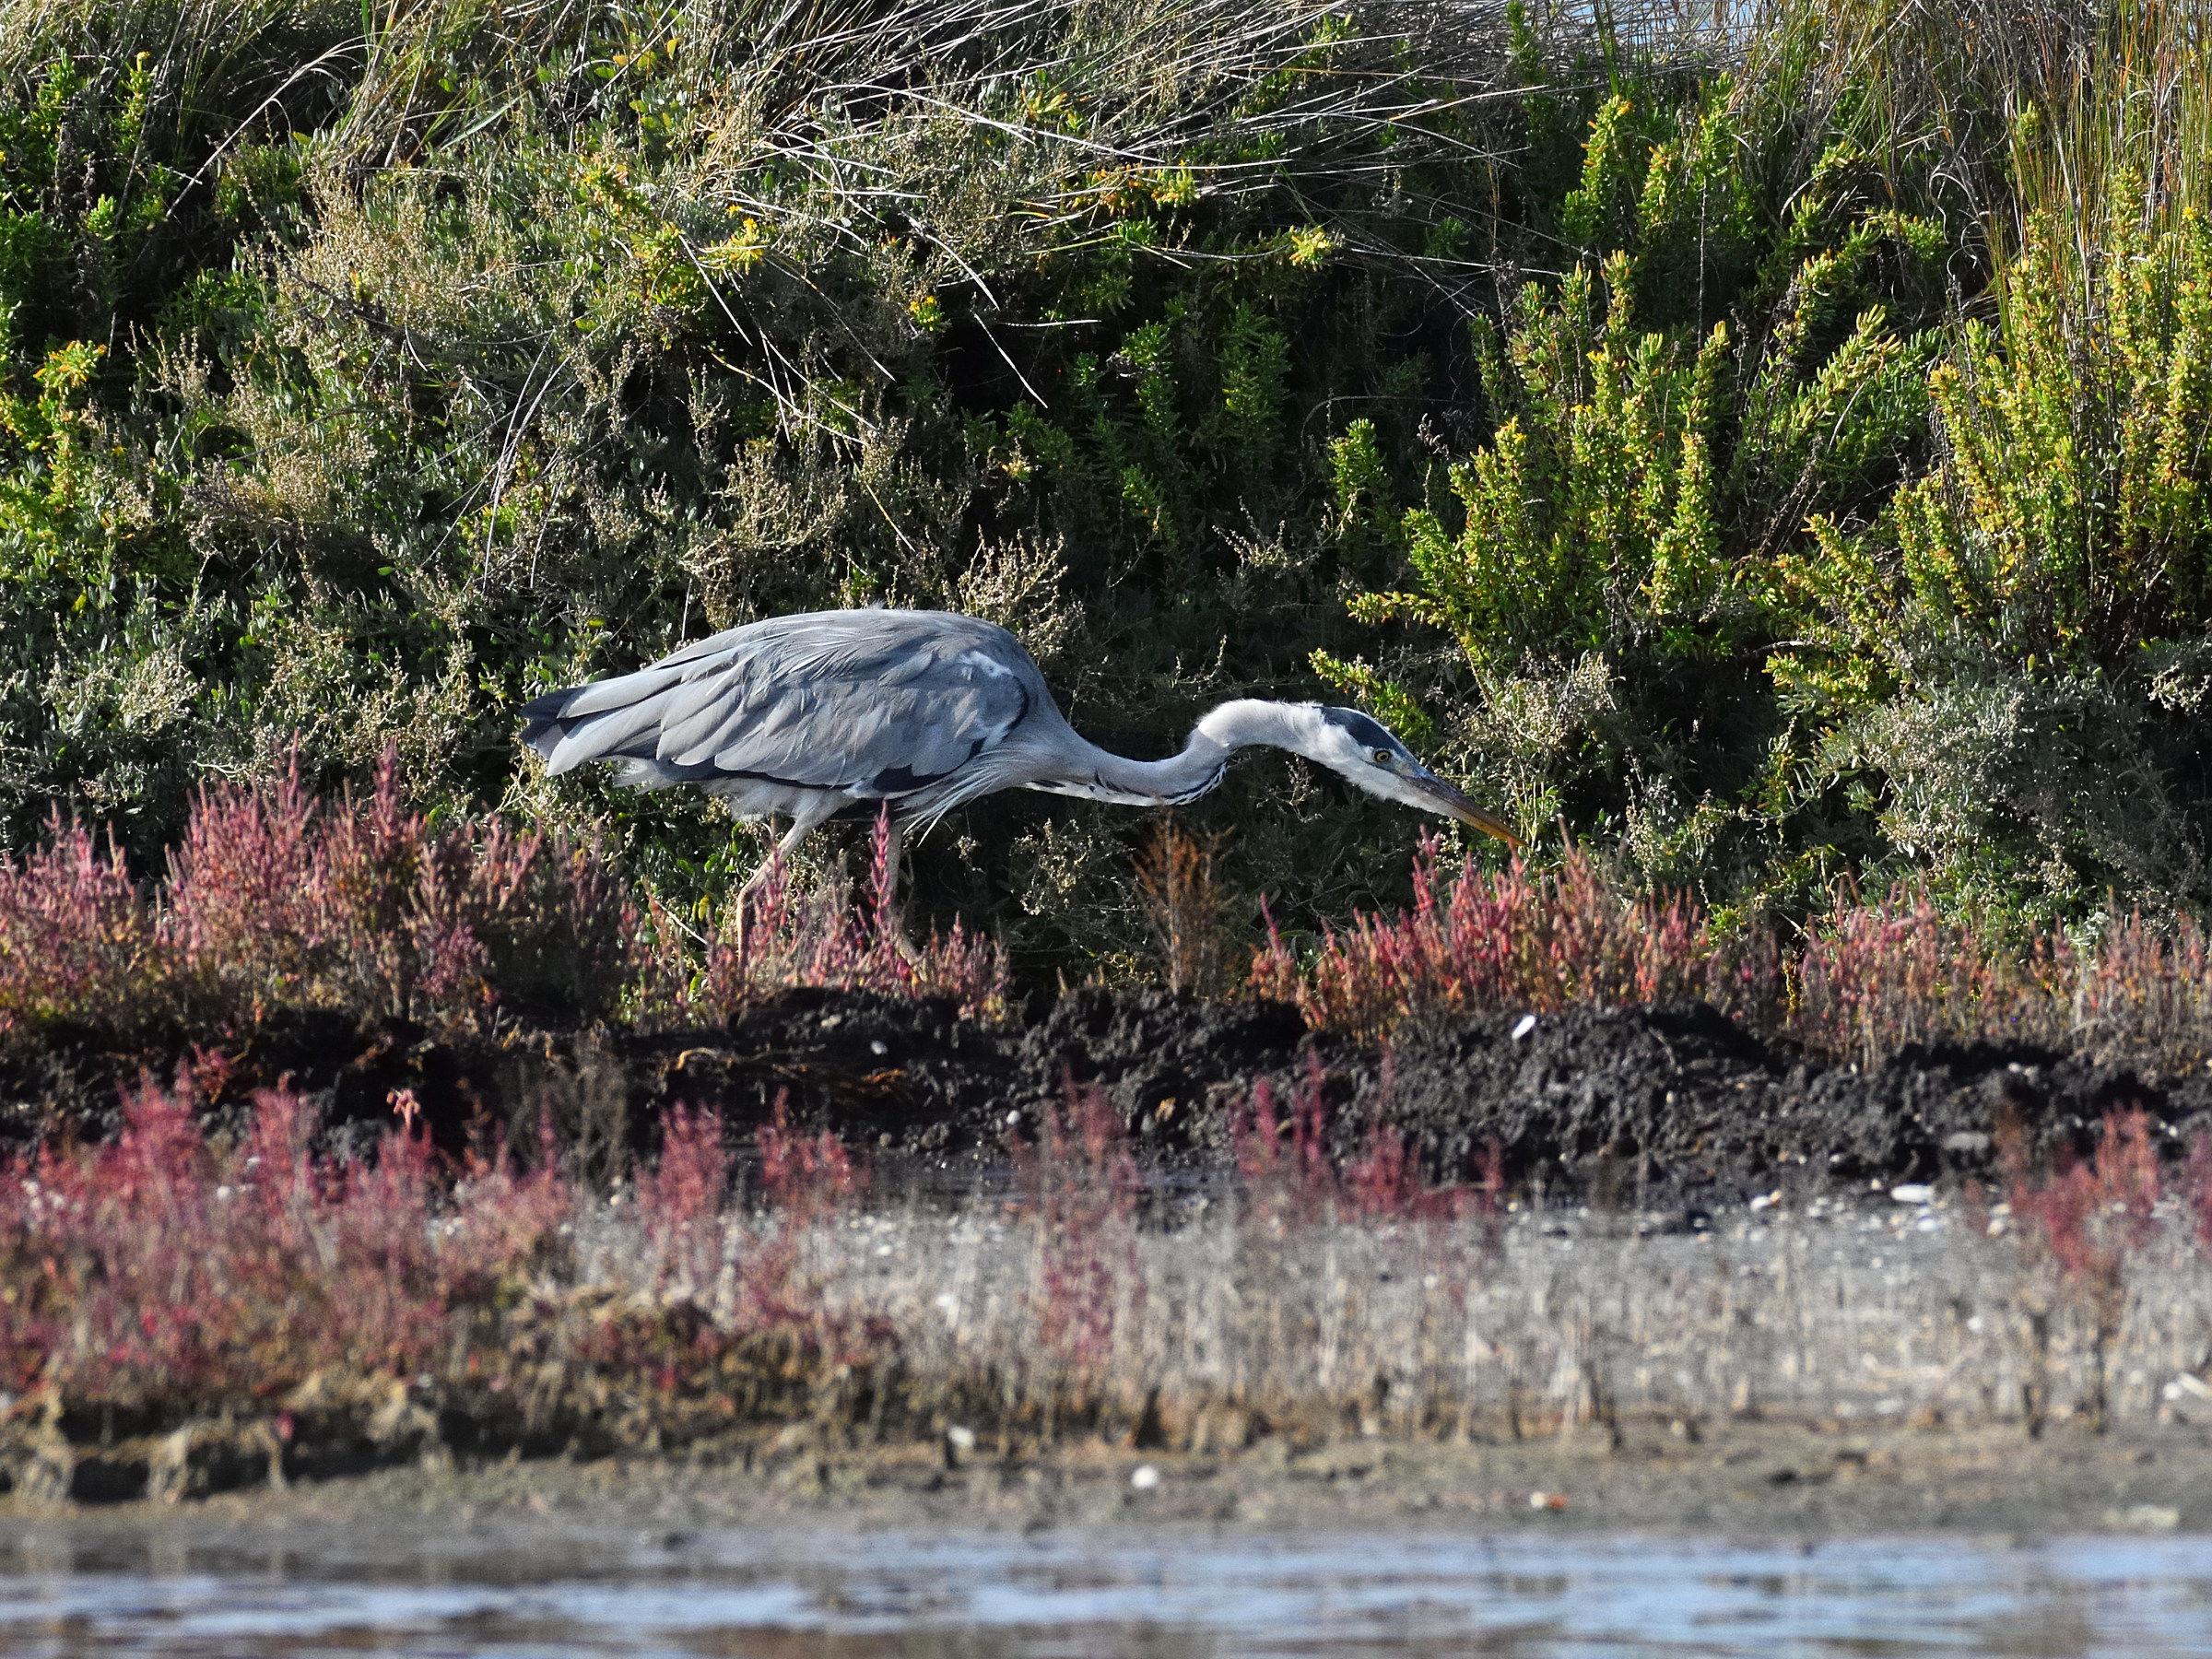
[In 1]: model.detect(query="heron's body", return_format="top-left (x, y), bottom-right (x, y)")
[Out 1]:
top-left (520, 607), bottom-right (1516, 879)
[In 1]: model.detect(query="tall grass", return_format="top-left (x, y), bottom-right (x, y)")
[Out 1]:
top-left (4, 750), bottom-right (2206, 1066)
top-left (0, 750), bottom-right (638, 1041)
top-left (1135, 819), bottom-right (1228, 997)
top-left (0, 1076), bottom-right (883, 1447)
top-left (1250, 836), bottom-right (1775, 1041)
top-left (1250, 834), bottom-right (2212, 1066)
top-left (8, 1075), bottom-right (2211, 1492)
top-left (645, 811), bottom-right (1006, 1022)
top-left (0, 761), bottom-right (1003, 1048)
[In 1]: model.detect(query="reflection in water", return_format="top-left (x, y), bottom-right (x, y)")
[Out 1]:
top-left (0, 1528), bottom-right (2207, 1657)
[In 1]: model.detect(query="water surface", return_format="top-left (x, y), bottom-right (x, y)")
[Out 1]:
top-left (2, 1526), bottom-right (2209, 1656)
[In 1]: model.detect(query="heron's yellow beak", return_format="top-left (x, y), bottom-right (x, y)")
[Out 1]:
top-left (1405, 771), bottom-right (1521, 848)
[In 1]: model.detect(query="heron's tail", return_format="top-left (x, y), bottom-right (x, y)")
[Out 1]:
top-left (520, 666), bottom-right (697, 788)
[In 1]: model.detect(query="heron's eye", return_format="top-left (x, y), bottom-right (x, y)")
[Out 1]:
top-left (1372, 747), bottom-right (1394, 766)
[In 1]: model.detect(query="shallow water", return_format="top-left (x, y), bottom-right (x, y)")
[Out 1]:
top-left (1, 1527), bottom-right (2209, 1657)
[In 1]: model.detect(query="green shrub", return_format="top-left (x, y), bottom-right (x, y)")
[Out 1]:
top-left (1771, 43), bottom-right (2212, 914)
top-left (1323, 52), bottom-right (1945, 895)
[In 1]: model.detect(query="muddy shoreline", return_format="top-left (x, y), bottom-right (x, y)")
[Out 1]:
top-left (12, 986), bottom-right (2212, 1195)
top-left (4, 1415), bottom-right (2206, 1540)
top-left (14, 983), bottom-right (2212, 1526)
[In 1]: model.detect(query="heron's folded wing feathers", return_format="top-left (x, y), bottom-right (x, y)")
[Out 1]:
top-left (527, 610), bottom-right (1038, 798)
top-left (545, 695), bottom-right (680, 774)
top-left (692, 660), bottom-right (1027, 793)
top-left (556, 664), bottom-right (689, 719)
top-left (659, 662), bottom-right (770, 763)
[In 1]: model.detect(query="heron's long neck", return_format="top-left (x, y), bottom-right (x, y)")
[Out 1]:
top-left (1044, 700), bottom-right (1315, 806)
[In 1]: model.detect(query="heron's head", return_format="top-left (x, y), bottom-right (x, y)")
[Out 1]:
top-left (1307, 707), bottom-right (1521, 847)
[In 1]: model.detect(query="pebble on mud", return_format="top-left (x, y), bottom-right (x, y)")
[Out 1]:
top-left (1130, 1464), bottom-right (1161, 1490)
top-left (942, 1426), bottom-right (976, 1470)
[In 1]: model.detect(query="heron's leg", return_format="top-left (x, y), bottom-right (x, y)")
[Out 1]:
top-left (736, 813), bottom-right (822, 903)
top-left (732, 801), bottom-right (840, 959)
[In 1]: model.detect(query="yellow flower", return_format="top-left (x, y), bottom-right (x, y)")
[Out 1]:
top-left (1285, 225), bottom-right (1337, 268)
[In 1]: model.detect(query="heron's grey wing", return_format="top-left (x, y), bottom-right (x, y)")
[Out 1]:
top-left (523, 610), bottom-right (1037, 797)
top-left (664, 642), bottom-right (1031, 796)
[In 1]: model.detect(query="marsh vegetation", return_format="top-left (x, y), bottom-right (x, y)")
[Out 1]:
top-left (6, 1065), bottom-right (2212, 1501)
top-left (6, 0), bottom-right (2212, 1497)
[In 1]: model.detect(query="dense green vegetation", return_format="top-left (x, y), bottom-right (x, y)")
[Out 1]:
top-left (2, 0), bottom-right (2207, 983)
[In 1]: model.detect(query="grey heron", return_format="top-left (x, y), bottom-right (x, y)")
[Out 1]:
top-left (520, 608), bottom-right (1519, 897)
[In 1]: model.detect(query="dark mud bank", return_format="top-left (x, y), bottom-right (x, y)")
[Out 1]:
top-left (11, 988), bottom-right (2212, 1195)
top-left (1019, 992), bottom-right (2212, 1194)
